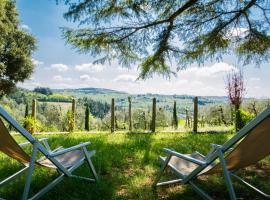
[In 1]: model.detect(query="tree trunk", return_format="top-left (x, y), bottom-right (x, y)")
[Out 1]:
top-left (235, 104), bottom-right (241, 131)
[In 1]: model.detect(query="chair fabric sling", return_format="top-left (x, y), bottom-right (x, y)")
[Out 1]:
top-left (205, 114), bottom-right (270, 174)
top-left (0, 118), bottom-right (31, 164)
top-left (154, 107), bottom-right (270, 200)
top-left (39, 150), bottom-right (95, 169)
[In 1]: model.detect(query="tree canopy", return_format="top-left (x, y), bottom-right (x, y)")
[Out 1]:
top-left (59, 0), bottom-right (270, 79)
top-left (0, 0), bottom-right (36, 96)
top-left (33, 87), bottom-right (53, 95)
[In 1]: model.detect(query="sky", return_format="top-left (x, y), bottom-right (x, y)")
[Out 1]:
top-left (16, 0), bottom-right (270, 98)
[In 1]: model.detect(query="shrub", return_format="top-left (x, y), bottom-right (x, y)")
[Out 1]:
top-left (23, 116), bottom-right (41, 133)
top-left (239, 109), bottom-right (255, 128)
top-left (63, 110), bottom-right (75, 132)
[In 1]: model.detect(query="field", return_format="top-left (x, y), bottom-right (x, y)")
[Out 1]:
top-left (0, 132), bottom-right (269, 200)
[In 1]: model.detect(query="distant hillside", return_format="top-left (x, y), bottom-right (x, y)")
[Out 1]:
top-left (53, 87), bottom-right (228, 101)
top-left (53, 87), bottom-right (127, 95)
top-left (6, 87), bottom-right (261, 118)
top-left (49, 87), bottom-right (230, 111)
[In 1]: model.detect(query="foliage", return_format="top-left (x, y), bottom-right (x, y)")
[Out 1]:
top-left (132, 109), bottom-right (149, 130)
top-left (23, 104), bottom-right (29, 128)
top-left (0, 0), bottom-right (36, 95)
top-left (1, 87), bottom-right (269, 132)
top-left (238, 109), bottom-right (255, 129)
top-left (156, 107), bottom-right (169, 128)
top-left (39, 93), bottom-right (72, 102)
top-left (40, 104), bottom-right (64, 131)
top-left (200, 104), bottom-right (232, 126)
top-left (33, 87), bottom-right (53, 95)
top-left (226, 69), bottom-right (245, 131)
top-left (63, 110), bottom-right (75, 132)
top-left (59, 0), bottom-right (270, 79)
top-left (23, 115), bottom-right (40, 133)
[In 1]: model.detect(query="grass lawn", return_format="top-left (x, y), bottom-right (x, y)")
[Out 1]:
top-left (0, 132), bottom-right (269, 199)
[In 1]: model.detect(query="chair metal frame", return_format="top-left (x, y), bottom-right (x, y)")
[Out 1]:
top-left (0, 106), bottom-right (98, 200)
top-left (154, 107), bottom-right (270, 200)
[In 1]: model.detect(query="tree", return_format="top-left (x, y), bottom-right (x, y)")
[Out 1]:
top-left (173, 101), bottom-right (178, 129)
top-left (23, 103), bottom-right (29, 128)
top-left (0, 0), bottom-right (36, 96)
top-left (226, 69), bottom-right (245, 131)
top-left (59, 0), bottom-right (270, 79)
top-left (85, 105), bottom-right (90, 131)
top-left (33, 87), bottom-right (53, 95)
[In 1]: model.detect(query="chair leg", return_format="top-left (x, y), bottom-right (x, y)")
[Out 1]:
top-left (189, 180), bottom-right (213, 200)
top-left (22, 142), bottom-right (38, 200)
top-left (217, 149), bottom-right (237, 200)
top-left (82, 147), bottom-right (98, 182)
top-left (30, 173), bottom-right (65, 200)
top-left (231, 173), bottom-right (270, 199)
top-left (153, 155), bottom-right (172, 187)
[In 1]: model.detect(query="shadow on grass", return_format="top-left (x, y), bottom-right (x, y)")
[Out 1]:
top-left (0, 132), bottom-right (269, 199)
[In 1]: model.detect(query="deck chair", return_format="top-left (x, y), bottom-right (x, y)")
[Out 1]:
top-left (0, 106), bottom-right (98, 200)
top-left (154, 107), bottom-right (270, 200)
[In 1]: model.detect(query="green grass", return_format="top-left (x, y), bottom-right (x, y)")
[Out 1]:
top-left (0, 132), bottom-right (269, 200)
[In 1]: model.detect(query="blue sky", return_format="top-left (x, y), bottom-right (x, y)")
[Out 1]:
top-left (16, 0), bottom-right (269, 97)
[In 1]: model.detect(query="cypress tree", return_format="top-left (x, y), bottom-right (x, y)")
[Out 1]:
top-left (193, 97), bottom-right (198, 133)
top-left (85, 105), bottom-right (90, 131)
top-left (111, 98), bottom-right (115, 133)
top-left (173, 101), bottom-right (178, 129)
top-left (151, 98), bottom-right (156, 132)
top-left (128, 97), bottom-right (132, 131)
top-left (25, 103), bottom-right (29, 117)
top-left (72, 98), bottom-right (76, 131)
top-left (23, 103), bottom-right (29, 128)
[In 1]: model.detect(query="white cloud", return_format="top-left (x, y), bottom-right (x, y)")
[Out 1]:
top-left (114, 74), bottom-right (137, 82)
top-left (32, 58), bottom-right (44, 66)
top-left (75, 63), bottom-right (104, 72)
top-left (53, 75), bottom-right (72, 82)
top-left (79, 74), bottom-right (100, 82)
top-left (51, 64), bottom-right (69, 72)
top-left (180, 62), bottom-right (237, 78)
top-left (191, 81), bottom-right (204, 87)
top-left (21, 24), bottom-right (31, 31)
top-left (176, 79), bottom-right (188, 85)
top-left (79, 74), bottom-right (90, 81)
top-left (250, 77), bottom-right (260, 81)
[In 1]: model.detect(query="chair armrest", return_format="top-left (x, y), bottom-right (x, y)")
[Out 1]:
top-left (49, 142), bottom-right (91, 157)
top-left (19, 138), bottom-right (48, 148)
top-left (210, 143), bottom-right (234, 152)
top-left (162, 148), bottom-right (206, 166)
top-left (210, 143), bottom-right (222, 149)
